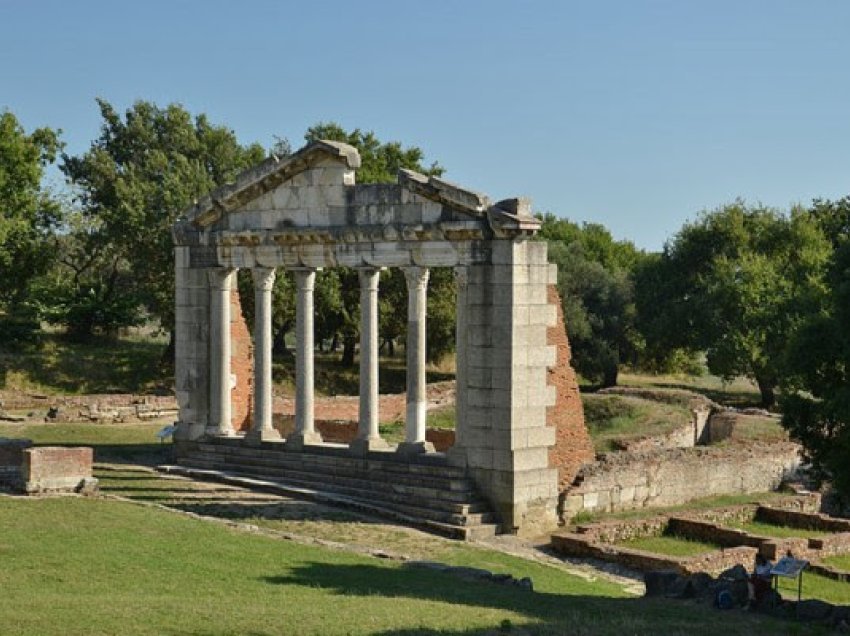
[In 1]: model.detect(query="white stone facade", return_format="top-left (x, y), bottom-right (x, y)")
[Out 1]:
top-left (172, 140), bottom-right (558, 534)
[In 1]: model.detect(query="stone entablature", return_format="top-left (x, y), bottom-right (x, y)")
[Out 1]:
top-left (172, 140), bottom-right (559, 535)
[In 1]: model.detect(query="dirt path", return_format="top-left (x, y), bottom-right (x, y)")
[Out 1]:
top-left (272, 380), bottom-right (456, 422)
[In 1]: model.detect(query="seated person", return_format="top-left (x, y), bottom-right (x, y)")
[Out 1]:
top-left (748, 553), bottom-right (773, 607)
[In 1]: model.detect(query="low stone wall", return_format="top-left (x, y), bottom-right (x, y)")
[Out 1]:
top-left (551, 531), bottom-right (757, 576)
top-left (22, 446), bottom-right (96, 494)
top-left (667, 518), bottom-right (764, 549)
top-left (757, 506), bottom-right (850, 533)
top-left (562, 441), bottom-right (801, 519)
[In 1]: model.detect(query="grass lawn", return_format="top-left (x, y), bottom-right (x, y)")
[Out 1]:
top-left (0, 496), bottom-right (820, 636)
top-left (617, 534), bottom-right (720, 558)
top-left (0, 332), bottom-right (171, 395)
top-left (0, 422), bottom-right (170, 465)
top-left (618, 370), bottom-right (763, 409)
top-left (582, 394), bottom-right (693, 453)
top-left (571, 491), bottom-right (789, 526)
top-left (724, 519), bottom-right (828, 540)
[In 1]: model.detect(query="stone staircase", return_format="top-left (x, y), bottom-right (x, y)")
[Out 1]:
top-left (159, 438), bottom-right (500, 540)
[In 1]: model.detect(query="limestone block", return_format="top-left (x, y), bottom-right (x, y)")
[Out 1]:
top-left (508, 446), bottom-right (551, 471)
top-left (511, 467), bottom-right (558, 488)
top-left (620, 485), bottom-right (637, 503)
top-left (421, 201), bottom-right (444, 224)
top-left (516, 324), bottom-right (548, 347)
top-left (466, 447), bottom-right (495, 470)
top-left (527, 345), bottom-right (557, 367)
top-left (548, 263), bottom-right (558, 285)
top-left (467, 387), bottom-right (511, 409)
top-left (528, 304), bottom-right (557, 327)
top-left (583, 492), bottom-right (599, 509)
top-left (466, 366), bottom-right (491, 389)
top-left (510, 426), bottom-right (556, 450)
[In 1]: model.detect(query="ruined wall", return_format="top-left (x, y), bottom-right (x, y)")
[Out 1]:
top-left (546, 285), bottom-right (594, 489)
top-left (22, 446), bottom-right (94, 493)
top-left (230, 287), bottom-right (253, 432)
top-left (562, 442), bottom-right (801, 519)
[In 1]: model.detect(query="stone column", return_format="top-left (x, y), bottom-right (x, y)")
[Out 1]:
top-left (398, 267), bottom-right (434, 455)
top-left (350, 267), bottom-right (388, 454)
top-left (246, 267), bottom-right (281, 444)
top-left (207, 268), bottom-right (236, 437)
top-left (447, 266), bottom-right (469, 465)
top-left (286, 268), bottom-right (323, 450)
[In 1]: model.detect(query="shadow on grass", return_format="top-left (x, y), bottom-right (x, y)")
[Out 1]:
top-left (261, 562), bottom-right (801, 636)
top-left (0, 333), bottom-right (171, 394)
top-left (89, 443), bottom-right (173, 466)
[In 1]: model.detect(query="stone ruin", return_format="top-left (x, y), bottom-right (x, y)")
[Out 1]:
top-left (0, 438), bottom-right (97, 495)
top-left (171, 139), bottom-right (594, 535)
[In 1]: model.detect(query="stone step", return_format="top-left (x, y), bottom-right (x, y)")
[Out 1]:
top-left (158, 464), bottom-right (499, 541)
top-left (196, 441), bottom-right (468, 479)
top-left (186, 448), bottom-right (475, 493)
top-left (180, 455), bottom-right (492, 519)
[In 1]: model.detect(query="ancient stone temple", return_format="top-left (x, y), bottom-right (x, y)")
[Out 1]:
top-left (172, 140), bottom-right (564, 535)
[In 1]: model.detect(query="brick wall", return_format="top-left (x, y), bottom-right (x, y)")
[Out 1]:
top-left (231, 288), bottom-right (253, 432)
top-left (546, 285), bottom-right (594, 489)
top-left (22, 446), bottom-right (93, 493)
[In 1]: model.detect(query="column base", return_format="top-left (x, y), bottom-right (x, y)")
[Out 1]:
top-left (349, 436), bottom-right (389, 455)
top-left (205, 426), bottom-right (236, 438)
top-left (244, 427), bottom-right (282, 446)
top-left (396, 441), bottom-right (435, 456)
top-left (285, 431), bottom-right (324, 451)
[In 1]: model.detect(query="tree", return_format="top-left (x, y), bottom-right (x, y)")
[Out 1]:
top-left (302, 123), bottom-right (453, 365)
top-left (636, 201), bottom-right (831, 407)
top-left (781, 239), bottom-right (850, 497)
top-left (60, 99), bottom-right (265, 340)
top-left (538, 213), bottom-right (643, 386)
top-left (0, 111), bottom-right (61, 317)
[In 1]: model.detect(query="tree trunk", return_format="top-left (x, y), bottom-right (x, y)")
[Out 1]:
top-left (756, 376), bottom-right (776, 409)
top-left (161, 330), bottom-right (175, 367)
top-left (273, 325), bottom-right (287, 355)
top-left (601, 364), bottom-right (619, 389)
top-left (341, 333), bottom-right (356, 367)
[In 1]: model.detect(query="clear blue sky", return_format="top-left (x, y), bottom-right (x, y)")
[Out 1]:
top-left (2, 0), bottom-right (848, 250)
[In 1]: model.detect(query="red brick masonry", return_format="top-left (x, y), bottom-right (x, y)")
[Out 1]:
top-left (546, 285), bottom-right (595, 489)
top-left (22, 446), bottom-right (94, 493)
top-left (231, 288), bottom-right (254, 432)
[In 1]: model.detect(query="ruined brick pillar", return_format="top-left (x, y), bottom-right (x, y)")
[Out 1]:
top-left (230, 286), bottom-right (254, 433)
top-left (546, 284), bottom-right (594, 490)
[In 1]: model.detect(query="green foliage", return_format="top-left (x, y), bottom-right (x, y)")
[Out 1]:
top-left (59, 99), bottom-right (265, 337)
top-left (302, 124), bottom-right (454, 363)
top-left (636, 201), bottom-right (831, 406)
top-left (0, 110), bottom-right (62, 321)
top-left (782, 239), bottom-right (850, 497)
top-left (540, 213), bottom-right (644, 386)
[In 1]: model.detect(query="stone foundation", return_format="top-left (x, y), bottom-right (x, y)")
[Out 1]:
top-left (561, 441), bottom-right (801, 520)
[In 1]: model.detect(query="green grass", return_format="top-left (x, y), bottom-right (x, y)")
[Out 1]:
top-left (822, 554), bottom-right (850, 571)
top-left (0, 422), bottom-right (170, 465)
top-left (724, 415), bottom-right (789, 443)
top-left (0, 331), bottom-right (171, 395)
top-left (724, 519), bottom-right (828, 539)
top-left (618, 534), bottom-right (720, 557)
top-left (618, 370), bottom-right (763, 409)
top-left (777, 571), bottom-right (850, 605)
top-left (582, 393), bottom-right (694, 453)
top-left (0, 496), bottom-right (820, 635)
top-left (572, 491), bottom-right (789, 525)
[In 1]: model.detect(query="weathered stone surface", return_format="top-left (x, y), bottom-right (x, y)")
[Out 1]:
top-left (22, 446), bottom-right (96, 494)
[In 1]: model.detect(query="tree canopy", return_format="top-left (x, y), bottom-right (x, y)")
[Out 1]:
top-left (635, 201), bottom-right (831, 406)
top-left (58, 99), bottom-right (265, 337)
top-left (539, 213), bottom-right (643, 386)
top-left (0, 111), bottom-right (61, 312)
